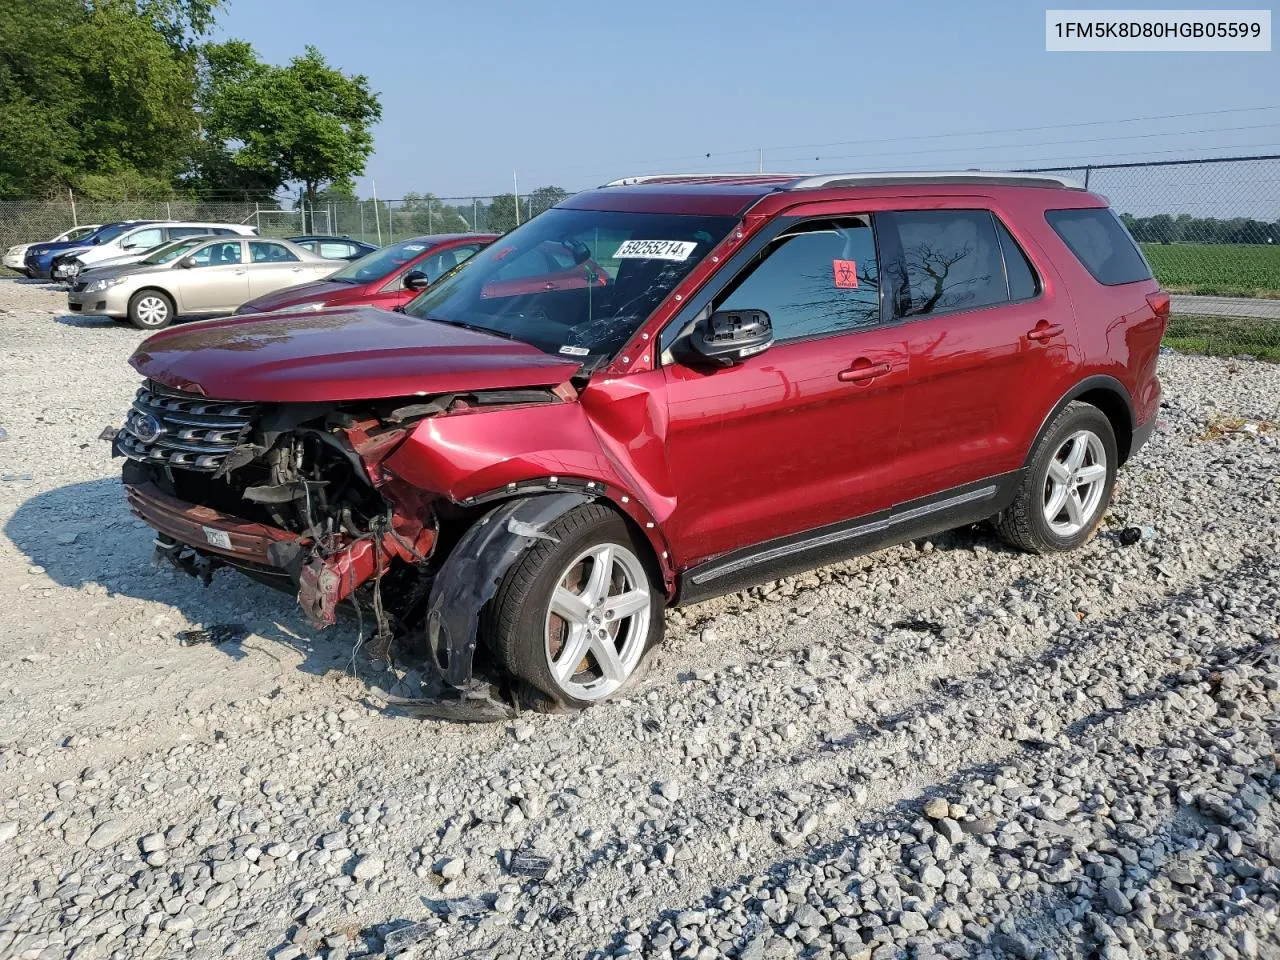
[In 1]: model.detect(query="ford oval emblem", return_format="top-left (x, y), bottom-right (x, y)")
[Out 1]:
top-left (132, 412), bottom-right (163, 444)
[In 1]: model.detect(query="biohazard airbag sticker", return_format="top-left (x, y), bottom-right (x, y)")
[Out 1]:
top-left (833, 259), bottom-right (858, 288)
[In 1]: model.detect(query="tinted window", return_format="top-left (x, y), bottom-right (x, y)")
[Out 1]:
top-left (1046, 208), bottom-right (1152, 285)
top-left (249, 241), bottom-right (299, 263)
top-left (167, 226), bottom-right (210, 239)
top-left (190, 242), bottom-right (242, 267)
top-left (334, 238), bottom-right (435, 284)
top-left (993, 218), bottom-right (1040, 300)
top-left (718, 218), bottom-right (881, 340)
top-left (319, 241), bottom-right (353, 259)
top-left (881, 210), bottom-right (1006, 318)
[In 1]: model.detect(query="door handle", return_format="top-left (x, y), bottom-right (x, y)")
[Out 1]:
top-left (838, 360), bottom-right (892, 383)
top-left (233, 269), bottom-right (246, 275)
top-left (1026, 322), bottom-right (1064, 342)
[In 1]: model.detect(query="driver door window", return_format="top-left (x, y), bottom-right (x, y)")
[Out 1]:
top-left (189, 242), bottom-right (243, 267)
top-left (717, 219), bottom-right (881, 341)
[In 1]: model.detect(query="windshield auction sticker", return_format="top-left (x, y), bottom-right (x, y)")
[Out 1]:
top-left (613, 239), bottom-right (697, 261)
top-left (1046, 10), bottom-right (1270, 50)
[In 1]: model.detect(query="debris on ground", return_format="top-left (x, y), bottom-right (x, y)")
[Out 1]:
top-left (507, 850), bottom-right (554, 879)
top-left (175, 623), bottom-right (249, 646)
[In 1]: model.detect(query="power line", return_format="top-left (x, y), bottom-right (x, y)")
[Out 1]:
top-left (514, 103), bottom-right (1280, 181)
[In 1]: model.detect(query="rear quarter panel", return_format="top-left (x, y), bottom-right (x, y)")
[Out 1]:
top-left (1029, 199), bottom-right (1165, 429)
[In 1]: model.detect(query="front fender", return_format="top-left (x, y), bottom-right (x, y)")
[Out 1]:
top-left (424, 493), bottom-right (591, 688)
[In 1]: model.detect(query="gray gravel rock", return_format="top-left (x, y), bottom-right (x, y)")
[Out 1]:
top-left (0, 281), bottom-right (1278, 959)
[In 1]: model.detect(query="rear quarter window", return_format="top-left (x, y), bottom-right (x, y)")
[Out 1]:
top-left (1045, 208), bottom-right (1152, 286)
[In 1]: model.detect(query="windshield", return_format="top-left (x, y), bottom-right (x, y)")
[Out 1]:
top-left (87, 223), bottom-right (135, 245)
top-left (330, 238), bottom-right (430, 283)
top-left (403, 209), bottom-right (736, 362)
top-left (141, 237), bottom-right (209, 265)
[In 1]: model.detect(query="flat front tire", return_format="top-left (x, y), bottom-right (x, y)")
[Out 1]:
top-left (128, 290), bottom-right (175, 330)
top-left (487, 503), bottom-right (664, 709)
top-left (996, 402), bottom-right (1118, 554)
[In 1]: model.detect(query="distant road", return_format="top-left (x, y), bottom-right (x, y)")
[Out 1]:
top-left (1172, 295), bottom-right (1280, 320)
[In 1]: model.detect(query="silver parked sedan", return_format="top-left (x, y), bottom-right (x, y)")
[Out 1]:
top-left (66, 237), bottom-right (336, 329)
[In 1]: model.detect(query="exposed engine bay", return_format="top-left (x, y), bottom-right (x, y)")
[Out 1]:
top-left (112, 380), bottom-right (580, 716)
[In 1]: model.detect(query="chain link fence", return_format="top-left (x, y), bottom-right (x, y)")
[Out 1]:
top-left (0, 193), bottom-right (563, 256)
top-left (3, 157), bottom-right (1278, 299)
top-left (1019, 154), bottom-right (1280, 299)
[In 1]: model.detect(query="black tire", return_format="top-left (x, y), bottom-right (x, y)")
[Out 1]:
top-left (996, 402), bottom-right (1118, 554)
top-left (127, 289), bottom-right (176, 330)
top-left (486, 503), bottom-right (664, 709)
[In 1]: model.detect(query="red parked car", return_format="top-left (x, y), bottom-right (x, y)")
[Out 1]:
top-left (112, 172), bottom-right (1166, 716)
top-left (233, 233), bottom-right (497, 315)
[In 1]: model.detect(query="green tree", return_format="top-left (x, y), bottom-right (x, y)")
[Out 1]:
top-left (0, 0), bottom-right (220, 198)
top-left (203, 45), bottom-right (381, 212)
top-left (528, 185), bottom-right (570, 217)
top-left (482, 194), bottom-right (518, 234)
top-left (399, 192), bottom-right (468, 234)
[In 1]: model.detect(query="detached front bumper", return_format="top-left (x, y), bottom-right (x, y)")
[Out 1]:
top-left (125, 481), bottom-right (303, 567)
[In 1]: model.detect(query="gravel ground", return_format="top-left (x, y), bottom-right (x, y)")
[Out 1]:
top-left (0, 277), bottom-right (1278, 960)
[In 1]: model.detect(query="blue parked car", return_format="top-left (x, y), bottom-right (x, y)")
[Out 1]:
top-left (23, 221), bottom-right (155, 279)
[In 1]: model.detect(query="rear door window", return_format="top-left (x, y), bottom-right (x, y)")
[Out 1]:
top-left (717, 217), bottom-right (881, 341)
top-left (878, 210), bottom-right (1009, 318)
top-left (993, 218), bottom-right (1041, 301)
top-left (249, 241), bottom-right (300, 263)
top-left (1045, 208), bottom-right (1152, 285)
top-left (167, 226), bottom-right (210, 239)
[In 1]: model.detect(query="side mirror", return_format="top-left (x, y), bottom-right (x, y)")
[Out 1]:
top-left (177, 256), bottom-right (195, 269)
top-left (686, 308), bottom-right (774, 365)
top-left (403, 269), bottom-right (430, 291)
top-left (120, 241), bottom-right (138, 251)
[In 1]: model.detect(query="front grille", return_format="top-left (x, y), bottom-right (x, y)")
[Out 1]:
top-left (118, 385), bottom-right (260, 473)
top-left (71, 280), bottom-right (87, 293)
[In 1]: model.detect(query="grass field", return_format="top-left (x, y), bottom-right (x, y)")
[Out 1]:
top-left (1165, 313), bottom-right (1280, 362)
top-left (1142, 242), bottom-right (1280, 299)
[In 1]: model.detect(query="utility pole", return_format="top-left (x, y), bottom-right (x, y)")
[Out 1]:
top-left (513, 171), bottom-right (520, 227)
top-left (759, 148), bottom-right (763, 173)
top-left (371, 180), bottom-right (382, 245)
top-left (69, 189), bottom-right (77, 227)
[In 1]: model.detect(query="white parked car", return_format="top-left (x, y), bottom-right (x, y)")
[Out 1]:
top-left (4, 225), bottom-right (101, 276)
top-left (52, 222), bottom-right (256, 280)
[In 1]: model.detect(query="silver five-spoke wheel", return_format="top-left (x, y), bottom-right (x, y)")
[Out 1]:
top-left (545, 542), bottom-right (651, 702)
top-left (1043, 429), bottom-right (1107, 537)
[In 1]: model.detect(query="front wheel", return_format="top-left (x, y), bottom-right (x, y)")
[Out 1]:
top-left (128, 290), bottom-right (175, 330)
top-left (487, 503), bottom-right (664, 709)
top-left (996, 402), bottom-right (1117, 554)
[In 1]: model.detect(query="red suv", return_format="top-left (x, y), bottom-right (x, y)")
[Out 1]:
top-left (113, 172), bottom-right (1166, 715)
top-left (233, 233), bottom-right (496, 315)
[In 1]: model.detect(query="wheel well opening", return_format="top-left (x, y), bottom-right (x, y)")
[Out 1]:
top-left (1076, 388), bottom-right (1133, 462)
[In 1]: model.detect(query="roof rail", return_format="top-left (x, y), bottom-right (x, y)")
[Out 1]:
top-left (603, 173), bottom-right (784, 186)
top-left (790, 171), bottom-right (1085, 190)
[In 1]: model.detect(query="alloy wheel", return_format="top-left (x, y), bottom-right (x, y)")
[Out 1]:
top-left (1043, 429), bottom-right (1107, 537)
top-left (544, 542), bottom-right (651, 702)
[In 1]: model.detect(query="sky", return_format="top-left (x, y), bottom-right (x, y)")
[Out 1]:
top-left (210, 0), bottom-right (1279, 205)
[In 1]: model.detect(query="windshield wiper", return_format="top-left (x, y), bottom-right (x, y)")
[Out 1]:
top-left (423, 315), bottom-right (515, 341)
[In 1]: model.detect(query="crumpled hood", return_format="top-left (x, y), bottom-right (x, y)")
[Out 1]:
top-left (129, 306), bottom-right (583, 403)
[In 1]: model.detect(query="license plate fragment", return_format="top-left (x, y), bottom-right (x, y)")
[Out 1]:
top-left (202, 526), bottom-right (232, 550)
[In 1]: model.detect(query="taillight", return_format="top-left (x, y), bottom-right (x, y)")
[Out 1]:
top-left (1146, 290), bottom-right (1170, 321)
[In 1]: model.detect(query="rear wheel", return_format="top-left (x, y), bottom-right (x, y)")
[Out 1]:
top-left (128, 289), bottom-right (175, 330)
top-left (996, 402), bottom-right (1117, 553)
top-left (487, 503), bottom-right (664, 709)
